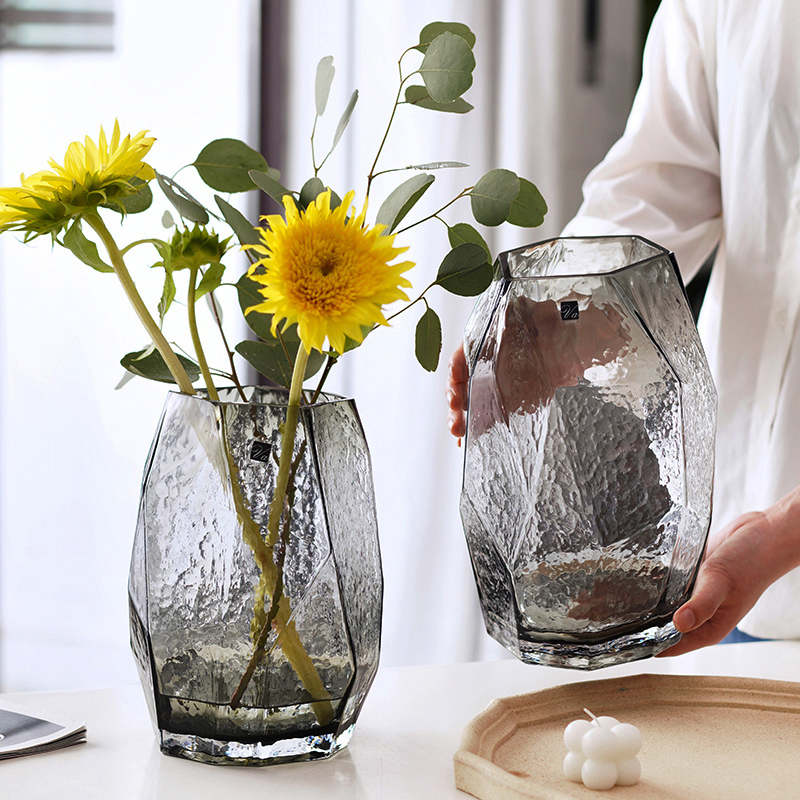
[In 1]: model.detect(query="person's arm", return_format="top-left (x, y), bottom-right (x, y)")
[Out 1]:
top-left (662, 486), bottom-right (800, 656)
top-left (562, 0), bottom-right (723, 282)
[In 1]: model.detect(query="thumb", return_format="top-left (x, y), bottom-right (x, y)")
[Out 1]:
top-left (673, 563), bottom-right (733, 633)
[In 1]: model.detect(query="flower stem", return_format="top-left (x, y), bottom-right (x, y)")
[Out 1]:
top-left (84, 213), bottom-right (196, 395)
top-left (187, 266), bottom-right (219, 401)
top-left (228, 346), bottom-right (335, 724)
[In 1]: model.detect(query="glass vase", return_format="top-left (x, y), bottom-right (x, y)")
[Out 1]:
top-left (128, 386), bottom-right (382, 765)
top-left (460, 236), bottom-right (717, 669)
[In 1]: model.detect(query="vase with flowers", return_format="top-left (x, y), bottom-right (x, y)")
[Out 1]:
top-left (0, 21), bottom-right (546, 765)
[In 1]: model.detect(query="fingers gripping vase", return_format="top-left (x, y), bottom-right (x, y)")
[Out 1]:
top-left (460, 236), bottom-right (717, 669)
top-left (128, 387), bottom-right (382, 765)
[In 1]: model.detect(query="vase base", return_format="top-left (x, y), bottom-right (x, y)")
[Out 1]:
top-left (512, 620), bottom-right (682, 670)
top-left (159, 724), bottom-right (355, 766)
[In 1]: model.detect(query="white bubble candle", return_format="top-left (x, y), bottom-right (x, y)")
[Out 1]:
top-left (563, 708), bottom-right (642, 790)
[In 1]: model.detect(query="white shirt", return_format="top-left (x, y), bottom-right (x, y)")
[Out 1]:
top-left (563, 0), bottom-right (800, 638)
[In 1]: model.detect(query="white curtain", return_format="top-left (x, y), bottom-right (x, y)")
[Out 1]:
top-left (0, 0), bottom-right (643, 690)
top-left (0, 0), bottom-right (259, 691)
top-left (284, 0), bottom-right (643, 667)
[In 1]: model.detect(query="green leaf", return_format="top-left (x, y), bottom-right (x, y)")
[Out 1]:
top-left (469, 169), bottom-right (520, 227)
top-left (235, 339), bottom-right (325, 387)
top-left (249, 169), bottom-right (293, 208)
top-left (195, 262), bottom-right (225, 300)
top-left (507, 177), bottom-right (548, 228)
top-left (436, 242), bottom-right (493, 296)
top-left (315, 55), bottom-right (335, 116)
top-left (447, 222), bottom-right (491, 258)
top-left (161, 210), bottom-right (175, 228)
top-left (419, 32), bottom-right (475, 104)
top-left (376, 173), bottom-right (434, 233)
top-left (416, 21), bottom-right (476, 52)
top-left (332, 89), bottom-right (358, 149)
top-left (155, 171), bottom-right (209, 224)
top-left (193, 138), bottom-right (268, 193)
top-left (415, 307), bottom-right (442, 372)
top-left (117, 181), bottom-right (153, 214)
top-left (62, 221), bottom-right (113, 273)
top-left (157, 269), bottom-right (176, 324)
top-left (404, 84), bottom-right (474, 113)
top-left (121, 347), bottom-right (200, 385)
top-left (299, 177), bottom-right (326, 209)
top-left (215, 196), bottom-right (260, 246)
top-left (236, 272), bottom-right (275, 341)
top-left (406, 159), bottom-right (469, 170)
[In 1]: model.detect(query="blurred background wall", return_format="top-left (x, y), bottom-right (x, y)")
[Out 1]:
top-left (0, 0), bottom-right (657, 690)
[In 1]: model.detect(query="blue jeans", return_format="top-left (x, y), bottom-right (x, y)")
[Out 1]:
top-left (720, 628), bottom-right (767, 644)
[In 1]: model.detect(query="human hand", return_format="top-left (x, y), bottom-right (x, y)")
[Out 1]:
top-left (446, 343), bottom-right (468, 441)
top-left (446, 296), bottom-right (630, 442)
top-left (661, 488), bottom-right (800, 656)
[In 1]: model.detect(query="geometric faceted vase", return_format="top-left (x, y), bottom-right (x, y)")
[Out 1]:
top-left (460, 236), bottom-right (716, 669)
top-left (129, 387), bottom-right (382, 765)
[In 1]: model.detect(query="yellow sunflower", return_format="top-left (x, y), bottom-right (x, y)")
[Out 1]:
top-left (0, 121), bottom-right (156, 237)
top-left (245, 189), bottom-right (414, 355)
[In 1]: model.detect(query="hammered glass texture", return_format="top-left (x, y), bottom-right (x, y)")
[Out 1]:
top-left (461, 236), bottom-right (717, 669)
top-left (128, 387), bottom-right (382, 764)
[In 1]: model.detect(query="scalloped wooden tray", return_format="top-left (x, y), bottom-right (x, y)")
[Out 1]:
top-left (454, 674), bottom-right (800, 799)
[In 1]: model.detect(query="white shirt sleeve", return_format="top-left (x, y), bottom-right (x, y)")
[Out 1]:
top-left (562, 0), bottom-right (722, 282)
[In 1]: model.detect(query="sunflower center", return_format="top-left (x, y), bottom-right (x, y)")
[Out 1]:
top-left (317, 255), bottom-right (337, 276)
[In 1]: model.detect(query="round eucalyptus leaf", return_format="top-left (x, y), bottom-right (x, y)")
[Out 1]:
top-left (315, 55), bottom-right (335, 116)
top-left (193, 139), bottom-right (268, 193)
top-left (404, 85), bottom-right (474, 114)
top-left (507, 177), bottom-right (548, 227)
top-left (235, 339), bottom-right (324, 387)
top-left (469, 169), bottom-right (520, 227)
top-left (155, 171), bottom-right (209, 224)
top-left (215, 196), bottom-right (260, 246)
top-left (446, 222), bottom-right (491, 258)
top-left (419, 32), bottom-right (475, 104)
top-left (249, 170), bottom-right (293, 208)
top-left (332, 89), bottom-right (359, 149)
top-left (236, 272), bottom-right (275, 341)
top-left (121, 347), bottom-right (200, 385)
top-left (415, 307), bottom-right (442, 372)
top-left (416, 22), bottom-right (476, 52)
top-left (376, 173), bottom-right (435, 233)
top-left (436, 242), bottom-right (493, 296)
top-left (299, 177), bottom-right (326, 209)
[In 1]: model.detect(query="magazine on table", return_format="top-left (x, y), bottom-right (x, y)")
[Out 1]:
top-left (0, 705), bottom-right (86, 759)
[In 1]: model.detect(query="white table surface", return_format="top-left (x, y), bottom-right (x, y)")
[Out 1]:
top-left (2, 641), bottom-right (799, 799)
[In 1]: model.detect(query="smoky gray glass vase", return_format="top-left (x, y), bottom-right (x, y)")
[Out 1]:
top-left (129, 387), bottom-right (382, 765)
top-left (460, 236), bottom-right (717, 669)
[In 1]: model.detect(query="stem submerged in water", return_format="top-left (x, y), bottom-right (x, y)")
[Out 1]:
top-left (229, 348), bottom-right (333, 724)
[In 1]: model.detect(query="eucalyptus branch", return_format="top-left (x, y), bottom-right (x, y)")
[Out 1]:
top-left (386, 280), bottom-right (439, 324)
top-left (310, 354), bottom-right (338, 405)
top-left (365, 48), bottom-right (419, 199)
top-left (311, 114), bottom-right (321, 175)
top-left (84, 212), bottom-right (196, 395)
top-left (207, 289), bottom-right (248, 402)
top-left (393, 189), bottom-right (471, 236)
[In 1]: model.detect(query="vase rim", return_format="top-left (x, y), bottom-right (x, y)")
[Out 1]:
top-left (168, 386), bottom-right (356, 408)
top-left (497, 234), bottom-right (675, 282)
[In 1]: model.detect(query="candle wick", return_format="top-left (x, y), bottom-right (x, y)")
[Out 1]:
top-left (584, 708), bottom-right (600, 725)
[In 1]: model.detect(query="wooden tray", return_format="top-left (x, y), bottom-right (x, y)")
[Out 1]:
top-left (454, 674), bottom-right (800, 799)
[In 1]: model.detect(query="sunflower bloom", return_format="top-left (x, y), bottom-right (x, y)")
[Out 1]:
top-left (0, 121), bottom-right (156, 237)
top-left (245, 189), bottom-right (413, 354)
